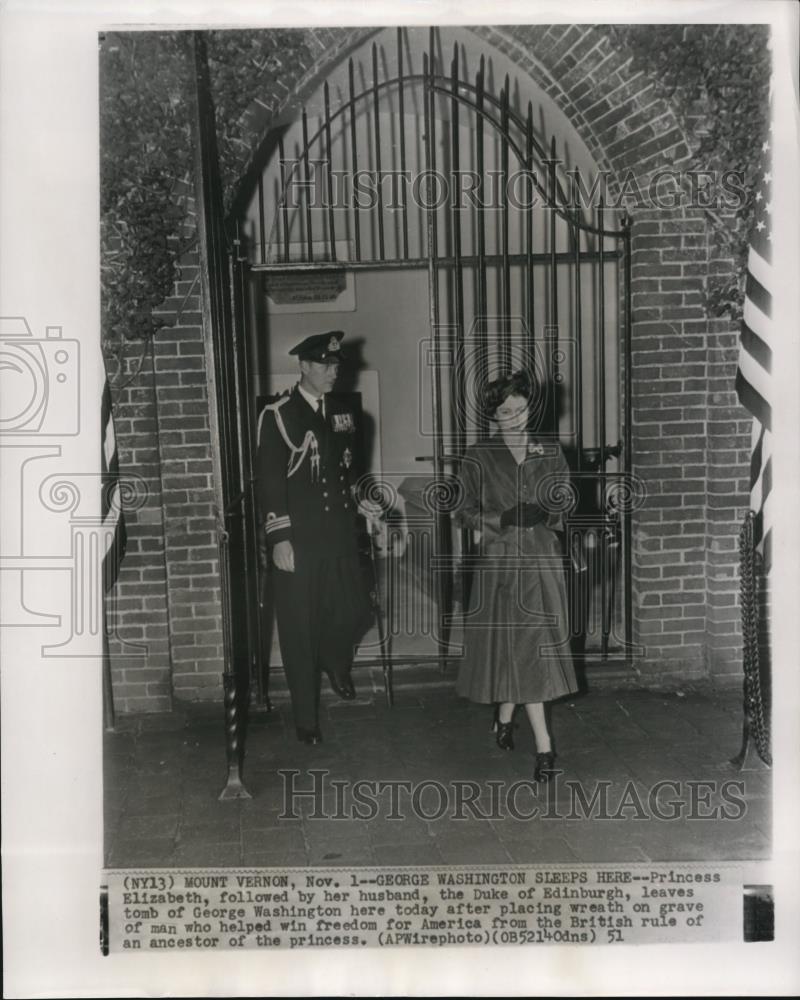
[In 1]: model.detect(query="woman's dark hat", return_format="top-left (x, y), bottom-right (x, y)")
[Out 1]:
top-left (289, 331), bottom-right (345, 362)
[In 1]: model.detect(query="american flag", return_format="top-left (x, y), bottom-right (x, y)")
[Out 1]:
top-left (735, 118), bottom-right (773, 573)
top-left (101, 379), bottom-right (127, 591)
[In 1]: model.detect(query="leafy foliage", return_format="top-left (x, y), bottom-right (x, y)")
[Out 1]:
top-left (609, 24), bottom-right (771, 319)
top-left (99, 32), bottom-right (193, 357)
top-left (99, 28), bottom-right (316, 366)
top-left (206, 29), bottom-right (313, 209)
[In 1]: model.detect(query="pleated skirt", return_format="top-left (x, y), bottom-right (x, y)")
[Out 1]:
top-left (456, 527), bottom-right (579, 705)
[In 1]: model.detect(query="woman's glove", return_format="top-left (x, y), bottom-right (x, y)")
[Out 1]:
top-left (499, 502), bottom-right (547, 528)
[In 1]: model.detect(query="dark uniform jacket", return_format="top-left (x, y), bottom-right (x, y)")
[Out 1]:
top-left (256, 385), bottom-right (362, 560)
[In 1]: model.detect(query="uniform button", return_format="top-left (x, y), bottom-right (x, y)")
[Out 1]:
top-left (344, 503), bottom-right (349, 509)
top-left (323, 491), bottom-right (328, 497)
top-left (339, 475), bottom-right (344, 481)
top-left (324, 505), bottom-right (330, 511)
top-left (322, 477), bottom-right (327, 484)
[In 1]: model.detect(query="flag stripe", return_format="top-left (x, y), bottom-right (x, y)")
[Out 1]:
top-left (749, 423), bottom-right (764, 492)
top-left (735, 371), bottom-right (772, 433)
top-left (749, 428), bottom-right (772, 516)
top-left (745, 270), bottom-right (772, 321)
top-left (747, 243), bottom-right (771, 289)
top-left (742, 292), bottom-right (772, 349)
top-left (102, 380), bottom-right (127, 591)
top-left (737, 338), bottom-right (773, 405)
top-left (735, 111), bottom-right (773, 575)
top-left (762, 525), bottom-right (772, 571)
top-left (739, 318), bottom-right (773, 373)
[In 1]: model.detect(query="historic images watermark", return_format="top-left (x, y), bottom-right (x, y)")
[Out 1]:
top-left (279, 769), bottom-right (748, 823)
top-left (277, 161), bottom-right (748, 213)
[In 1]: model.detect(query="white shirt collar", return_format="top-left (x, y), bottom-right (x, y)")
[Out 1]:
top-left (297, 382), bottom-right (324, 415)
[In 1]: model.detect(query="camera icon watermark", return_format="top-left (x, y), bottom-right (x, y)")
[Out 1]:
top-left (0, 317), bottom-right (80, 436)
top-left (0, 315), bottom-right (145, 659)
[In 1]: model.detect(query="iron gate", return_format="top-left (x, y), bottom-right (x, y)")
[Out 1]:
top-left (192, 34), bottom-right (261, 798)
top-left (236, 27), bottom-right (635, 689)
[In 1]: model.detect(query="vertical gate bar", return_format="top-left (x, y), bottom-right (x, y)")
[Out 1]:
top-left (257, 173), bottom-right (266, 265)
top-left (427, 29), bottom-right (438, 261)
top-left (598, 197), bottom-right (607, 467)
top-left (622, 219), bottom-right (633, 664)
top-left (278, 135), bottom-right (290, 263)
top-left (237, 248), bottom-right (270, 708)
top-left (500, 77), bottom-right (511, 371)
top-left (323, 81), bottom-right (337, 261)
top-left (573, 221), bottom-right (584, 468)
top-left (548, 136), bottom-right (559, 396)
top-left (450, 42), bottom-right (466, 456)
top-left (423, 50), bottom-right (449, 672)
top-left (372, 43), bottom-right (385, 261)
top-left (572, 214), bottom-right (589, 660)
top-left (397, 28), bottom-right (409, 259)
top-left (347, 59), bottom-right (362, 262)
top-left (597, 198), bottom-right (610, 657)
top-left (526, 102), bottom-right (534, 356)
top-left (231, 247), bottom-right (262, 707)
top-left (450, 42), bottom-right (470, 611)
top-left (476, 56), bottom-right (489, 438)
top-left (301, 108), bottom-right (314, 261)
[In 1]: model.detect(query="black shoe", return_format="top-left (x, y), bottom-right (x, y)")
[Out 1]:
top-left (326, 672), bottom-right (356, 700)
top-left (496, 721), bottom-right (515, 751)
top-left (534, 751), bottom-right (556, 782)
top-left (296, 726), bottom-right (323, 745)
top-left (496, 722), bottom-right (514, 750)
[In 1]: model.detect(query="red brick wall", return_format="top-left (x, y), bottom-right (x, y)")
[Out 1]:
top-left (107, 24), bottom-right (753, 710)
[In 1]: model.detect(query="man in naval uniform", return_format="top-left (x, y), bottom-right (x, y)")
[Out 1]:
top-left (256, 331), bottom-right (375, 744)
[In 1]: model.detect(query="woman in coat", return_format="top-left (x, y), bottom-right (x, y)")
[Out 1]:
top-left (456, 370), bottom-right (578, 781)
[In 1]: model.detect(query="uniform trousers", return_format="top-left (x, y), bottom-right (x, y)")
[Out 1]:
top-left (272, 550), bottom-right (370, 730)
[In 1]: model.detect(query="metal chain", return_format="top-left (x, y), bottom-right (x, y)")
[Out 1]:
top-left (739, 511), bottom-right (771, 765)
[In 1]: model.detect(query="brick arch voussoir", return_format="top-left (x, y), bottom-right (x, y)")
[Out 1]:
top-left (469, 24), bottom-right (693, 205)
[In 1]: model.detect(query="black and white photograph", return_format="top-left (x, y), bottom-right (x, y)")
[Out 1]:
top-left (2, 1), bottom-right (800, 996)
top-left (99, 18), bottom-right (777, 866)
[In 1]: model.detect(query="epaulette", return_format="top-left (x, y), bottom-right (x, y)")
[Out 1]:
top-left (257, 392), bottom-right (291, 439)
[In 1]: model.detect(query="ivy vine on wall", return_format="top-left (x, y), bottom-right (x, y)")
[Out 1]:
top-left (99, 28), bottom-right (319, 375)
top-left (609, 24), bottom-right (771, 320)
top-left (99, 31), bottom-right (194, 371)
top-left (205, 29), bottom-right (317, 212)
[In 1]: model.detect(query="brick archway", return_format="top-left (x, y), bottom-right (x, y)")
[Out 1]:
top-left (224, 24), bottom-right (691, 215)
top-left (108, 24), bottom-right (750, 714)
top-left (221, 26), bottom-right (738, 684)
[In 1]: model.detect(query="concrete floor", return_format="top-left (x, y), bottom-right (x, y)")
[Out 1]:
top-left (104, 680), bottom-right (770, 869)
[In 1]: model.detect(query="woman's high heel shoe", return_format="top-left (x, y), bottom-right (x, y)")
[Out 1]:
top-left (534, 751), bottom-right (556, 782)
top-left (496, 721), bottom-right (515, 751)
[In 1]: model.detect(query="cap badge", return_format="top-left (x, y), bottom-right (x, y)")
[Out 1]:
top-left (328, 336), bottom-right (340, 352)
